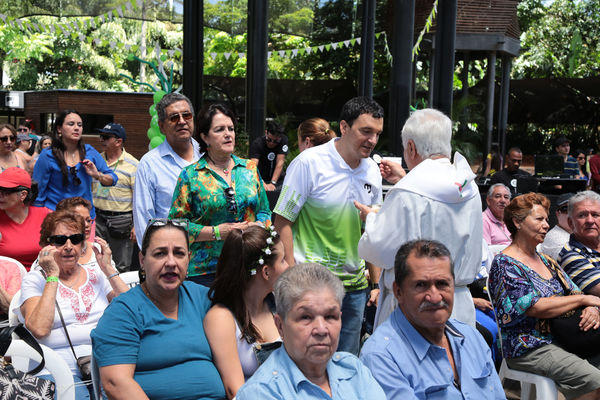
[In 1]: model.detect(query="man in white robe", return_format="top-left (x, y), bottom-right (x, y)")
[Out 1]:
top-left (355, 108), bottom-right (483, 328)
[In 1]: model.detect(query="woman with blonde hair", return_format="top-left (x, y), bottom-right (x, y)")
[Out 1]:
top-left (296, 118), bottom-right (336, 152)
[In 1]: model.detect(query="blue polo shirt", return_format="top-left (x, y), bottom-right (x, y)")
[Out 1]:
top-left (360, 308), bottom-right (505, 399)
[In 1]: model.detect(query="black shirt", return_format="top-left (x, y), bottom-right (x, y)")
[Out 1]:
top-left (490, 168), bottom-right (531, 195)
top-left (249, 135), bottom-right (289, 183)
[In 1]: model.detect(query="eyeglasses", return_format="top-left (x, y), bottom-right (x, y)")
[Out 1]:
top-left (48, 233), bottom-right (85, 246)
top-left (167, 112), bottom-right (193, 124)
top-left (0, 187), bottom-right (22, 196)
top-left (17, 128), bottom-right (28, 132)
top-left (224, 187), bottom-right (237, 214)
top-left (0, 136), bottom-right (16, 143)
top-left (70, 166), bottom-right (81, 186)
top-left (577, 156), bottom-right (586, 160)
top-left (558, 206), bottom-right (569, 214)
top-left (265, 135), bottom-right (281, 144)
top-left (99, 134), bottom-right (118, 141)
top-left (141, 218), bottom-right (189, 246)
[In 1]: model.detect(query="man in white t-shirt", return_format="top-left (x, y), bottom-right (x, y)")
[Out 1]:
top-left (274, 96), bottom-right (384, 355)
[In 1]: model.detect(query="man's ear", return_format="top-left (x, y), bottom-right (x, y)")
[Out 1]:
top-left (339, 120), bottom-right (349, 136)
top-left (568, 216), bottom-right (575, 232)
top-left (393, 281), bottom-right (403, 305)
top-left (274, 314), bottom-right (284, 338)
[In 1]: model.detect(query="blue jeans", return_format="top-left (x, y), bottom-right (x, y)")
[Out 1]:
top-left (337, 288), bottom-right (367, 356)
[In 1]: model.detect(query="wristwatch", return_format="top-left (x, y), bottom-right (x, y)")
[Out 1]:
top-left (270, 180), bottom-right (277, 185)
top-left (372, 282), bottom-right (379, 290)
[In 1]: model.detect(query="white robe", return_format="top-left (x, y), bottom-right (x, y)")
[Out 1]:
top-left (358, 152), bottom-right (483, 328)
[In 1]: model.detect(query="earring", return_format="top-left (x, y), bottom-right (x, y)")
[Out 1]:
top-left (138, 269), bottom-right (146, 282)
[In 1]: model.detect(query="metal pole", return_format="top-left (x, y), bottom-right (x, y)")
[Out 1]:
top-left (485, 52), bottom-right (497, 161)
top-left (388, 0), bottom-right (415, 155)
top-left (499, 55), bottom-right (512, 157)
top-left (246, 0), bottom-right (268, 145)
top-left (182, 0), bottom-right (203, 112)
top-left (431, 0), bottom-right (457, 116)
top-left (358, 0), bottom-right (376, 98)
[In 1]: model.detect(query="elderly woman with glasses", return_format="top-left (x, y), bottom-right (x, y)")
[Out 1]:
top-left (169, 103), bottom-right (271, 287)
top-left (14, 210), bottom-right (128, 399)
top-left (0, 123), bottom-right (27, 171)
top-left (0, 167), bottom-right (51, 270)
top-left (236, 263), bottom-right (385, 399)
top-left (91, 219), bottom-right (226, 400)
top-left (32, 110), bottom-right (118, 219)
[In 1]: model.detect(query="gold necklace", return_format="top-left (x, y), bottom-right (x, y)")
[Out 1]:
top-left (141, 283), bottom-right (159, 305)
top-left (207, 155), bottom-right (231, 175)
top-left (60, 266), bottom-right (81, 289)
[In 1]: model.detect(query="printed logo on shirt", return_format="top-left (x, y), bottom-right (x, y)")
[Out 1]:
top-left (364, 183), bottom-right (372, 194)
top-left (282, 144), bottom-right (288, 152)
top-left (267, 152), bottom-right (276, 161)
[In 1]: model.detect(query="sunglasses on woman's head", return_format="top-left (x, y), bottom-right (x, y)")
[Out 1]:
top-left (142, 218), bottom-right (189, 246)
top-left (0, 136), bottom-right (16, 143)
top-left (48, 233), bottom-right (85, 246)
top-left (224, 187), bottom-right (238, 214)
top-left (167, 112), bottom-right (193, 124)
top-left (69, 166), bottom-right (81, 186)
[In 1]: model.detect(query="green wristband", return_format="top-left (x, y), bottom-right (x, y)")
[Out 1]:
top-left (46, 276), bottom-right (59, 283)
top-left (213, 226), bottom-right (221, 241)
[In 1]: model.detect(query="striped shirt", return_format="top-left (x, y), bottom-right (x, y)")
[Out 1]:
top-left (558, 235), bottom-right (600, 292)
top-left (93, 149), bottom-right (139, 212)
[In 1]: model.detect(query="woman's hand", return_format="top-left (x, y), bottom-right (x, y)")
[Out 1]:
top-left (93, 237), bottom-right (115, 275)
top-left (38, 246), bottom-right (60, 277)
top-left (218, 222), bottom-right (250, 240)
top-left (473, 297), bottom-right (493, 312)
top-left (579, 306), bottom-right (600, 332)
top-left (81, 159), bottom-right (99, 178)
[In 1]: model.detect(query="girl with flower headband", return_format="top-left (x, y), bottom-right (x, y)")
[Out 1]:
top-left (204, 224), bottom-right (289, 399)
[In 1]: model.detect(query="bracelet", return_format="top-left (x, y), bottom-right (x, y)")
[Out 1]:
top-left (371, 282), bottom-right (379, 290)
top-left (213, 225), bottom-right (221, 241)
top-left (107, 272), bottom-right (120, 280)
top-left (46, 276), bottom-right (59, 283)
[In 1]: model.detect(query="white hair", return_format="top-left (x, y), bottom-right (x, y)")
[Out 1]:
top-left (401, 108), bottom-right (452, 159)
top-left (487, 183), bottom-right (511, 199)
top-left (568, 190), bottom-right (600, 218)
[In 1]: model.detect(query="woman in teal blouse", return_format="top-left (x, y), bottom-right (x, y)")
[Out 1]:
top-left (169, 103), bottom-right (271, 286)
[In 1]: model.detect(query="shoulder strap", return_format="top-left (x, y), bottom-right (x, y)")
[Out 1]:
top-left (0, 324), bottom-right (46, 375)
top-left (55, 300), bottom-right (79, 361)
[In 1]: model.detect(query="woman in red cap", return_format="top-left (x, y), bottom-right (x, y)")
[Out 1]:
top-left (0, 167), bottom-right (51, 269)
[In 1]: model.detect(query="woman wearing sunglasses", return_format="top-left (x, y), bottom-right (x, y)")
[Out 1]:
top-left (0, 167), bottom-right (51, 270)
top-left (33, 110), bottom-right (118, 220)
top-left (0, 123), bottom-right (27, 171)
top-left (92, 219), bottom-right (226, 399)
top-left (14, 210), bottom-right (128, 399)
top-left (169, 103), bottom-right (271, 287)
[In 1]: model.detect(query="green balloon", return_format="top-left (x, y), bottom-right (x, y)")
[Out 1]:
top-left (147, 126), bottom-right (161, 139)
top-left (149, 104), bottom-right (157, 116)
top-left (151, 115), bottom-right (159, 129)
top-left (150, 135), bottom-right (165, 148)
top-left (153, 90), bottom-right (166, 104)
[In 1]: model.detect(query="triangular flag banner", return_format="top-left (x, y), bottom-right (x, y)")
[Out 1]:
top-left (108, 10), bottom-right (114, 20)
top-left (224, 52), bottom-right (231, 60)
top-left (32, 22), bottom-right (39, 31)
top-left (90, 19), bottom-right (96, 28)
top-left (350, 38), bottom-right (356, 46)
top-left (239, 52), bottom-right (245, 58)
top-left (168, 50), bottom-right (175, 57)
top-left (0, 14), bottom-right (6, 22)
top-left (79, 34), bottom-right (85, 41)
top-left (15, 19), bottom-right (23, 29)
top-left (375, 33), bottom-right (381, 39)
top-left (110, 41), bottom-right (117, 49)
top-left (305, 47), bottom-right (312, 54)
top-left (136, 0), bottom-right (143, 8)
top-left (100, 14), bottom-right (105, 23)
top-left (117, 6), bottom-right (124, 18)
top-left (125, 44), bottom-right (131, 50)
top-left (94, 38), bottom-right (101, 45)
top-left (343, 40), bottom-right (350, 47)
top-left (356, 38), bottom-right (361, 44)
top-left (298, 48), bottom-right (305, 55)
top-left (278, 50), bottom-right (285, 57)
top-left (285, 50), bottom-right (291, 57)
top-left (126, 2), bottom-right (133, 12)
top-left (87, 36), bottom-right (93, 43)
top-left (291, 49), bottom-right (298, 57)
top-left (210, 52), bottom-right (217, 59)
top-left (331, 42), bottom-right (337, 49)
top-left (318, 45), bottom-right (324, 52)
top-left (325, 44), bottom-right (331, 51)
top-left (267, 51), bottom-right (272, 57)
top-left (131, 45), bottom-right (139, 52)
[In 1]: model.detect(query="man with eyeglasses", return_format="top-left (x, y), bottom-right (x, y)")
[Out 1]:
top-left (134, 93), bottom-right (200, 248)
top-left (249, 120), bottom-right (288, 191)
top-left (559, 191), bottom-right (600, 296)
top-left (540, 192), bottom-right (574, 261)
top-left (274, 96), bottom-right (384, 356)
top-left (93, 123), bottom-right (139, 272)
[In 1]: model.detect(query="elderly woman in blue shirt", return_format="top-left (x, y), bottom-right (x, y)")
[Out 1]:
top-left (236, 263), bottom-right (385, 399)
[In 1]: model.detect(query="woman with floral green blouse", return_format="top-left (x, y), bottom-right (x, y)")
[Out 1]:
top-left (169, 104), bottom-right (271, 287)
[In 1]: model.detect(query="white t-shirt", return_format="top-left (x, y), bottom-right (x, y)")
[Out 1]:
top-left (15, 264), bottom-right (112, 375)
top-left (274, 138), bottom-right (382, 290)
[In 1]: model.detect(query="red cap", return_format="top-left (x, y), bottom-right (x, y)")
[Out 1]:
top-left (0, 167), bottom-right (31, 189)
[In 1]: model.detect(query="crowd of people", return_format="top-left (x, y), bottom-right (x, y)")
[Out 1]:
top-left (3, 92), bottom-right (600, 399)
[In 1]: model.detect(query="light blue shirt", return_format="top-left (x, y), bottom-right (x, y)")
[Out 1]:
top-left (133, 138), bottom-right (200, 247)
top-left (237, 347), bottom-right (385, 400)
top-left (360, 308), bottom-right (505, 400)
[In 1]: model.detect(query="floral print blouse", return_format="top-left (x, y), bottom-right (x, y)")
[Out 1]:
top-left (489, 252), bottom-right (580, 359)
top-left (169, 154), bottom-right (271, 276)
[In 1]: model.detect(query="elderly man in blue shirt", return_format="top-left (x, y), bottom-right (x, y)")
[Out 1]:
top-left (360, 239), bottom-right (505, 400)
top-left (236, 263), bottom-right (385, 400)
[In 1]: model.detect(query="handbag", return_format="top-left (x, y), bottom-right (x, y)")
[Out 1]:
top-left (55, 300), bottom-right (92, 381)
top-left (542, 255), bottom-right (600, 358)
top-left (0, 324), bottom-right (56, 399)
top-left (105, 212), bottom-right (133, 239)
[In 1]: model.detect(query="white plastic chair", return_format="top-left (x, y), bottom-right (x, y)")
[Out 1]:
top-left (486, 276), bottom-right (558, 400)
top-left (8, 289), bottom-right (21, 327)
top-left (0, 255), bottom-right (28, 279)
top-left (6, 339), bottom-right (75, 400)
top-left (119, 271), bottom-right (140, 288)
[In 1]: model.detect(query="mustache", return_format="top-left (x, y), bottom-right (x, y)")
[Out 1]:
top-left (419, 300), bottom-right (450, 312)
